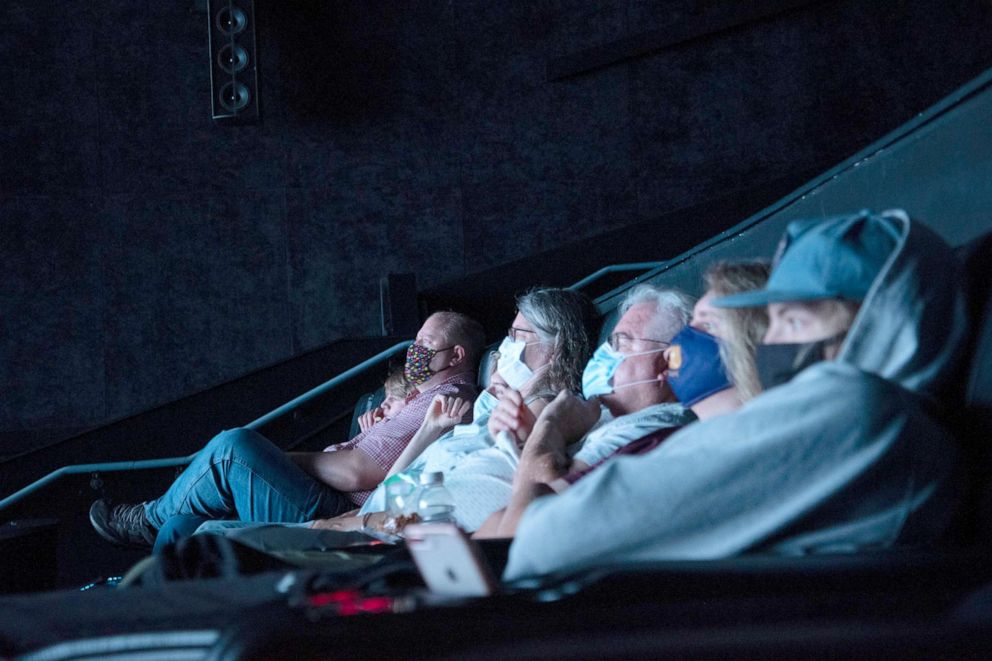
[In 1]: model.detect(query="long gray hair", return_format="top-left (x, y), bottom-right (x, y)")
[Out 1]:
top-left (516, 288), bottom-right (598, 395)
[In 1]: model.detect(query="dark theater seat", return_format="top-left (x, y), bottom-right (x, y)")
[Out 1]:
top-left (7, 232), bottom-right (992, 659)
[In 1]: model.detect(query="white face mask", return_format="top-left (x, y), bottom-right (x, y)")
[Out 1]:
top-left (496, 336), bottom-right (547, 390)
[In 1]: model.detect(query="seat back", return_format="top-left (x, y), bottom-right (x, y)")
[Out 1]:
top-left (952, 231), bottom-right (992, 541)
top-left (348, 390), bottom-right (385, 439)
top-left (477, 342), bottom-right (499, 390)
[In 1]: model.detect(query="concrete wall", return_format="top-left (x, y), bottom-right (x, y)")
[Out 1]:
top-left (3, 0), bottom-right (991, 451)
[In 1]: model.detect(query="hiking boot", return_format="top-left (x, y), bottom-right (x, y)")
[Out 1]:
top-left (89, 499), bottom-right (157, 548)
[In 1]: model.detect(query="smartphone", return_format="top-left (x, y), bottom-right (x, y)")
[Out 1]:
top-left (405, 523), bottom-right (498, 597)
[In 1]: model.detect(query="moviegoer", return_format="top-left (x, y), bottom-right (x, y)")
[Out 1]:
top-left (90, 311), bottom-right (483, 548)
top-left (504, 210), bottom-right (967, 579)
top-left (310, 287), bottom-right (598, 533)
top-left (476, 261), bottom-right (769, 538)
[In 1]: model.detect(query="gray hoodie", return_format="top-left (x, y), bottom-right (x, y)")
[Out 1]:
top-left (504, 211), bottom-right (969, 580)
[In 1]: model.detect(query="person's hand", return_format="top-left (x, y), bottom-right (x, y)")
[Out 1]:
top-left (536, 390), bottom-right (601, 443)
top-left (357, 407), bottom-right (384, 433)
top-left (488, 388), bottom-right (537, 444)
top-left (310, 514), bottom-right (362, 531)
top-left (423, 394), bottom-right (471, 432)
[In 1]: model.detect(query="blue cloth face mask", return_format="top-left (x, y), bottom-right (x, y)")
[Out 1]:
top-left (665, 326), bottom-right (733, 406)
top-left (496, 336), bottom-right (546, 390)
top-left (581, 342), bottom-right (666, 399)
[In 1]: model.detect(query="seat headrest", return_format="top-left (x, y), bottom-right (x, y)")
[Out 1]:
top-left (597, 309), bottom-right (620, 347)
top-left (948, 231), bottom-right (992, 544)
top-left (349, 390), bottom-right (384, 439)
top-left (477, 343), bottom-right (498, 389)
top-left (957, 232), bottom-right (992, 417)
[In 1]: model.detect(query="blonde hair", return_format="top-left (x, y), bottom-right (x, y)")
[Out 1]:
top-left (704, 261), bottom-right (771, 402)
top-left (383, 367), bottom-right (415, 399)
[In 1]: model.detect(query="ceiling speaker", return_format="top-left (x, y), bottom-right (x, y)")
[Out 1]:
top-left (208, 0), bottom-right (259, 124)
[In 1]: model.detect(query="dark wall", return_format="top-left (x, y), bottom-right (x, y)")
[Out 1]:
top-left (2, 0), bottom-right (991, 453)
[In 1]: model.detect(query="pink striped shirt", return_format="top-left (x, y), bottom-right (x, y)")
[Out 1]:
top-left (324, 372), bottom-right (477, 505)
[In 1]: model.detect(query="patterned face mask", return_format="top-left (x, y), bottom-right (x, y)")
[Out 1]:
top-left (404, 343), bottom-right (452, 385)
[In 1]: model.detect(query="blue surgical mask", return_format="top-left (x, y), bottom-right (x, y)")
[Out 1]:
top-left (453, 389), bottom-right (499, 438)
top-left (666, 326), bottom-right (732, 406)
top-left (581, 341), bottom-right (666, 399)
top-left (472, 389), bottom-right (499, 422)
top-left (496, 336), bottom-right (546, 390)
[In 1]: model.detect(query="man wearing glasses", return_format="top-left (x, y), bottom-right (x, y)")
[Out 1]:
top-left (477, 285), bottom-right (696, 537)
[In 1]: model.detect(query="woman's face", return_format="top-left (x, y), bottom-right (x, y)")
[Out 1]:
top-left (690, 291), bottom-right (725, 338)
top-left (663, 289), bottom-right (725, 367)
top-left (508, 312), bottom-right (553, 371)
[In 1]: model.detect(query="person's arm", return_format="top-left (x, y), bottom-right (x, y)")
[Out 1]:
top-left (504, 367), bottom-right (912, 580)
top-left (472, 508), bottom-right (506, 538)
top-left (502, 391), bottom-right (601, 482)
top-left (490, 482), bottom-right (554, 538)
top-left (311, 510), bottom-right (421, 535)
top-left (309, 512), bottom-right (363, 531)
top-left (485, 392), bottom-right (601, 538)
top-left (485, 417), bottom-right (570, 539)
top-left (291, 449), bottom-right (388, 492)
top-left (387, 395), bottom-right (471, 476)
top-left (569, 459), bottom-right (591, 474)
top-left (387, 424), bottom-right (444, 477)
top-left (300, 388), bottom-right (469, 491)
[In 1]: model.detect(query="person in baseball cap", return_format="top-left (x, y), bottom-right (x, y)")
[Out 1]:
top-left (505, 209), bottom-right (969, 580)
top-left (715, 209), bottom-right (901, 391)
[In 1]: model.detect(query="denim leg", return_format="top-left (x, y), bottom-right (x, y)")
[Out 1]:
top-left (144, 428), bottom-right (352, 527)
top-left (152, 515), bottom-right (208, 554)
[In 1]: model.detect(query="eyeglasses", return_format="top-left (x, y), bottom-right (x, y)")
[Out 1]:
top-left (507, 327), bottom-right (539, 342)
top-left (608, 332), bottom-right (670, 353)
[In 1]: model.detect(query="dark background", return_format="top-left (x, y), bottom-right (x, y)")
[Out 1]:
top-left (3, 0), bottom-right (992, 459)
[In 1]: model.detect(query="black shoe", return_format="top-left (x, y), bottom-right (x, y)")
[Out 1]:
top-left (89, 499), bottom-right (157, 549)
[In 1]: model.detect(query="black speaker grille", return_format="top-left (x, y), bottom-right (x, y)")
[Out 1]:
top-left (208, 0), bottom-right (259, 123)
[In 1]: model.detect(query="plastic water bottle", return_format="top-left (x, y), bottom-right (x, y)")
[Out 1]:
top-left (384, 475), bottom-right (416, 518)
top-left (415, 471), bottom-right (456, 524)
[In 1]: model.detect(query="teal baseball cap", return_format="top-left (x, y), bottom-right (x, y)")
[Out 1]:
top-left (714, 209), bottom-right (901, 309)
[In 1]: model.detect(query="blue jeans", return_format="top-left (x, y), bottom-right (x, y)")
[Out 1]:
top-left (144, 428), bottom-right (353, 529)
top-left (152, 515), bottom-right (208, 554)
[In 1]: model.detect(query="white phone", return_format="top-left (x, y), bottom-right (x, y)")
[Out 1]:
top-left (405, 523), bottom-right (498, 597)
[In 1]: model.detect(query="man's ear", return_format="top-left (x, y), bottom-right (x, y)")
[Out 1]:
top-left (449, 345), bottom-right (467, 367)
top-left (654, 352), bottom-right (670, 382)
